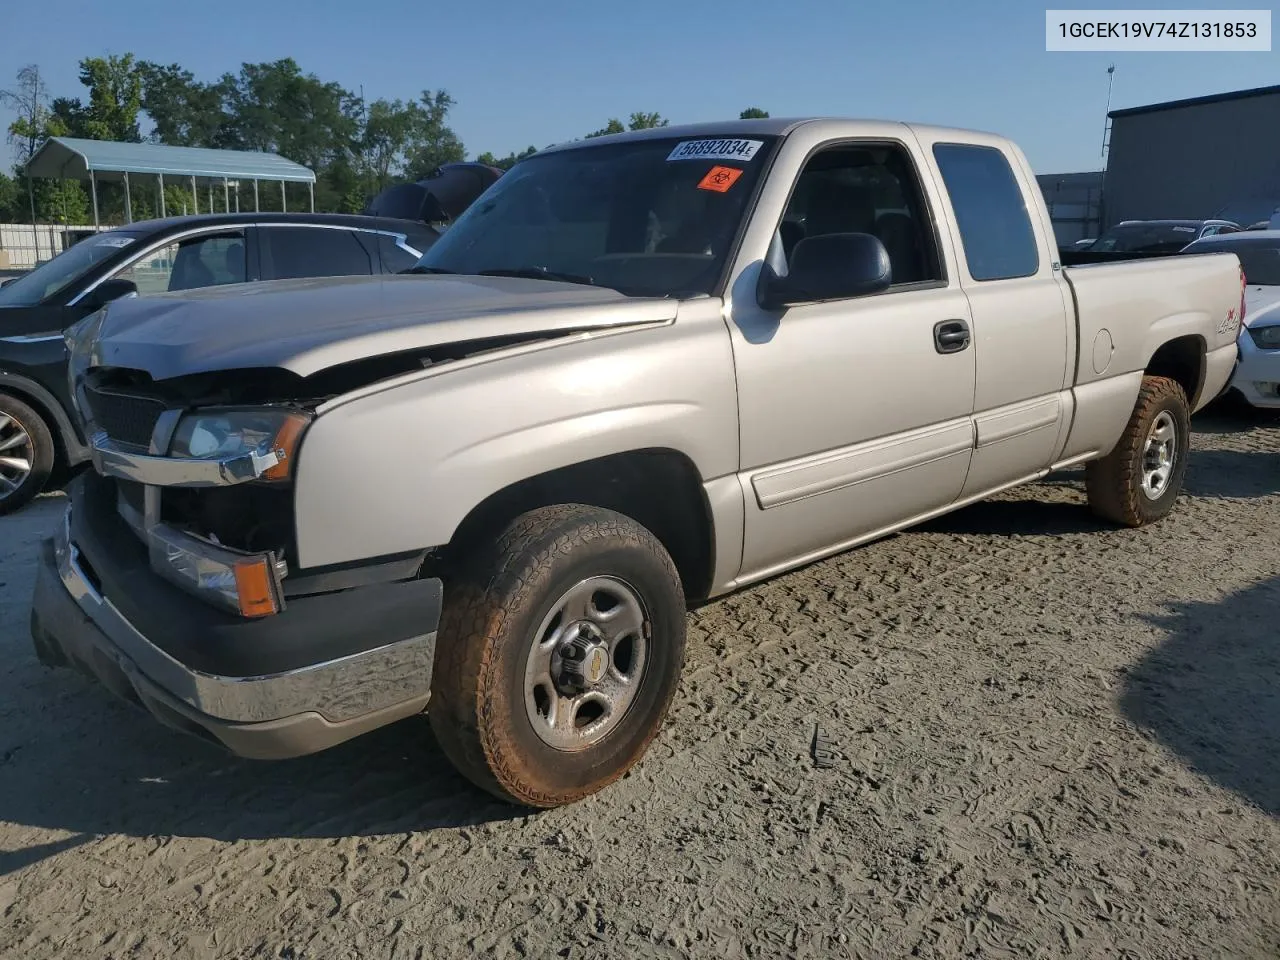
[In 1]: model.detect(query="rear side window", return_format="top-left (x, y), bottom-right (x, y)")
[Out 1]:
top-left (260, 227), bottom-right (374, 280)
top-left (933, 143), bottom-right (1039, 281)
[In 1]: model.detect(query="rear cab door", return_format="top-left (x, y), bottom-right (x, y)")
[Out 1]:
top-left (909, 127), bottom-right (1077, 497)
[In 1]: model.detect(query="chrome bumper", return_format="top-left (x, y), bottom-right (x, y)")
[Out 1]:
top-left (39, 507), bottom-right (436, 726)
top-left (90, 429), bottom-right (286, 488)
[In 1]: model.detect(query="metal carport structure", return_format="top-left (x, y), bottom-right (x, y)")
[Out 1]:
top-left (23, 137), bottom-right (317, 228)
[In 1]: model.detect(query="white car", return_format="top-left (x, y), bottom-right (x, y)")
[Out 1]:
top-left (1183, 230), bottom-right (1280, 409)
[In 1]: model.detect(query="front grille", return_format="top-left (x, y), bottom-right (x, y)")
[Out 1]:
top-left (84, 385), bottom-right (167, 448)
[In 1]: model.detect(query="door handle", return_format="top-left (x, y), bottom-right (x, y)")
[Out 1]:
top-left (933, 319), bottom-right (971, 354)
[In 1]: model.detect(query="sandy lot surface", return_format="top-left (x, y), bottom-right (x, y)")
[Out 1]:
top-left (1, 407), bottom-right (1278, 959)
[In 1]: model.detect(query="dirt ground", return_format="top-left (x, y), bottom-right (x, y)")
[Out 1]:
top-left (1, 406), bottom-right (1278, 960)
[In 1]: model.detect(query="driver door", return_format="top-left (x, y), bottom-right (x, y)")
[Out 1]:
top-left (728, 138), bottom-right (978, 581)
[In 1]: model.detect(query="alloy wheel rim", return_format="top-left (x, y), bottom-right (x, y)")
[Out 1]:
top-left (0, 412), bottom-right (34, 500)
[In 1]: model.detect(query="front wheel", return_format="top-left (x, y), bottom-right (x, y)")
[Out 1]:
top-left (429, 504), bottom-right (687, 808)
top-left (1085, 375), bottom-right (1190, 527)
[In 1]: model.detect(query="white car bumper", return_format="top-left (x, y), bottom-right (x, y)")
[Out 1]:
top-left (1229, 326), bottom-right (1280, 409)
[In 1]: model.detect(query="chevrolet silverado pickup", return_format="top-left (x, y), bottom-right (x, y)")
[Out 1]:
top-left (30, 118), bottom-right (1245, 808)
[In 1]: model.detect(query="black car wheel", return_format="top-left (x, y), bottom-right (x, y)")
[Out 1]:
top-left (0, 393), bottom-right (55, 516)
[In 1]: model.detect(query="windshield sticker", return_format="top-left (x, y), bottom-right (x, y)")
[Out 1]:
top-left (667, 139), bottom-right (763, 163)
top-left (697, 165), bottom-right (745, 193)
top-left (1171, 226), bottom-right (1196, 233)
top-left (95, 236), bottom-right (136, 248)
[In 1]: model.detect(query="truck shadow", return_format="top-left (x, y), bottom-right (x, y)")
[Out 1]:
top-left (1191, 399), bottom-right (1280, 435)
top-left (916, 471), bottom-right (1103, 538)
top-left (916, 495), bottom-right (1103, 537)
top-left (1181, 449), bottom-right (1280, 499)
top-left (1121, 577), bottom-right (1280, 816)
top-left (0, 674), bottom-right (524, 874)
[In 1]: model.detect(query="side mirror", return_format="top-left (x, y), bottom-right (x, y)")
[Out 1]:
top-left (758, 232), bottom-right (892, 309)
top-left (0, 277), bottom-right (14, 289)
top-left (85, 277), bottom-right (138, 309)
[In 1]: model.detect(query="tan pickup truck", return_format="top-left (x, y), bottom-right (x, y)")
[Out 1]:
top-left (32, 118), bottom-right (1244, 808)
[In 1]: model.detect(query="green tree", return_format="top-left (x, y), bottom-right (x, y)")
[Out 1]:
top-left (1, 64), bottom-right (91, 223)
top-left (627, 112), bottom-right (667, 130)
top-left (585, 118), bottom-right (626, 138)
top-left (77, 54), bottom-right (144, 141)
top-left (2, 64), bottom-right (63, 163)
top-left (403, 90), bottom-right (466, 181)
top-left (739, 107), bottom-right (769, 119)
top-left (586, 113), bottom-right (667, 138)
top-left (34, 180), bottom-right (90, 224)
top-left (5, 57), bottom-right (477, 217)
top-left (476, 145), bottom-right (537, 170)
top-left (137, 62), bottom-right (227, 146)
top-left (0, 170), bottom-right (18, 220)
top-left (361, 92), bottom-right (463, 190)
top-left (48, 96), bottom-right (87, 137)
top-left (362, 97), bottom-right (421, 190)
top-left (318, 152), bottom-right (367, 213)
top-left (218, 58), bottom-right (360, 173)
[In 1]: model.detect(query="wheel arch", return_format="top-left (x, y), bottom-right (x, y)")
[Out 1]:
top-left (439, 447), bottom-right (718, 603)
top-left (0, 372), bottom-right (88, 471)
top-left (1143, 335), bottom-right (1206, 410)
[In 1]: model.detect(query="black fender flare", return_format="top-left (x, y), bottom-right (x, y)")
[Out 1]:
top-left (0, 372), bottom-right (90, 466)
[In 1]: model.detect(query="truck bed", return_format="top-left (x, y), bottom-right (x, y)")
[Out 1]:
top-left (1063, 251), bottom-right (1243, 394)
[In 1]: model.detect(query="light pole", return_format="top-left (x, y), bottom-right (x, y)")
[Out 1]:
top-left (1100, 63), bottom-right (1116, 163)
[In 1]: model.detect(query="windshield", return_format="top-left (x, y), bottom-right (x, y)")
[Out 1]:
top-left (1185, 237), bottom-right (1280, 286)
top-left (0, 230), bottom-right (144, 306)
top-left (1090, 223), bottom-right (1203, 253)
top-left (412, 135), bottom-right (780, 297)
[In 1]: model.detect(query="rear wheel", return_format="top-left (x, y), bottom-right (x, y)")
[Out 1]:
top-left (1085, 375), bottom-right (1190, 527)
top-left (429, 504), bottom-right (687, 808)
top-left (0, 394), bottom-right (54, 517)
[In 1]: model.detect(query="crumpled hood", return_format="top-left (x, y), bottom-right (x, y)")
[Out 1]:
top-left (88, 274), bottom-right (676, 380)
top-left (1244, 286), bottom-right (1280, 328)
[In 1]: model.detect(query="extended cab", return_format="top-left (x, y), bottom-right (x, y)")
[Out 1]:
top-left (30, 118), bottom-right (1244, 808)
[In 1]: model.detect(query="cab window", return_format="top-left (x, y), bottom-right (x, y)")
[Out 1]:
top-left (113, 231), bottom-right (248, 294)
top-left (773, 141), bottom-right (942, 288)
top-left (932, 143), bottom-right (1039, 281)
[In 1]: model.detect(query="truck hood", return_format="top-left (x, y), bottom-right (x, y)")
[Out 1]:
top-left (87, 274), bottom-right (677, 380)
top-left (1244, 286), bottom-right (1280, 328)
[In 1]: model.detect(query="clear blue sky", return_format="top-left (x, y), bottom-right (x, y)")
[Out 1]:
top-left (2, 0), bottom-right (1276, 175)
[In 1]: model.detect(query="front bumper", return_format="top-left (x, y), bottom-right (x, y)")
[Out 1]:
top-left (29, 477), bottom-right (442, 760)
top-left (1229, 329), bottom-right (1280, 409)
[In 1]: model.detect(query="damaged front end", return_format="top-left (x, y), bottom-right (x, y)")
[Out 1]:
top-left (65, 323), bottom-right (567, 618)
top-left (74, 363), bottom-right (319, 619)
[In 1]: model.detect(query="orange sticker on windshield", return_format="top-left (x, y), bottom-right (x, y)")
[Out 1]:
top-left (697, 165), bottom-right (744, 193)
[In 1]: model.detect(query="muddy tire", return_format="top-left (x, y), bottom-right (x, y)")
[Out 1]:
top-left (1085, 375), bottom-right (1190, 527)
top-left (0, 393), bottom-right (54, 517)
top-left (429, 504), bottom-right (687, 808)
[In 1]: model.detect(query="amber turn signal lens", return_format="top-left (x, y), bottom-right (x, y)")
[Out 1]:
top-left (233, 558), bottom-right (281, 618)
top-left (262, 413), bottom-right (310, 482)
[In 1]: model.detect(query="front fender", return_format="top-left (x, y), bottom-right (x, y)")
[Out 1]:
top-left (291, 308), bottom-right (739, 569)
